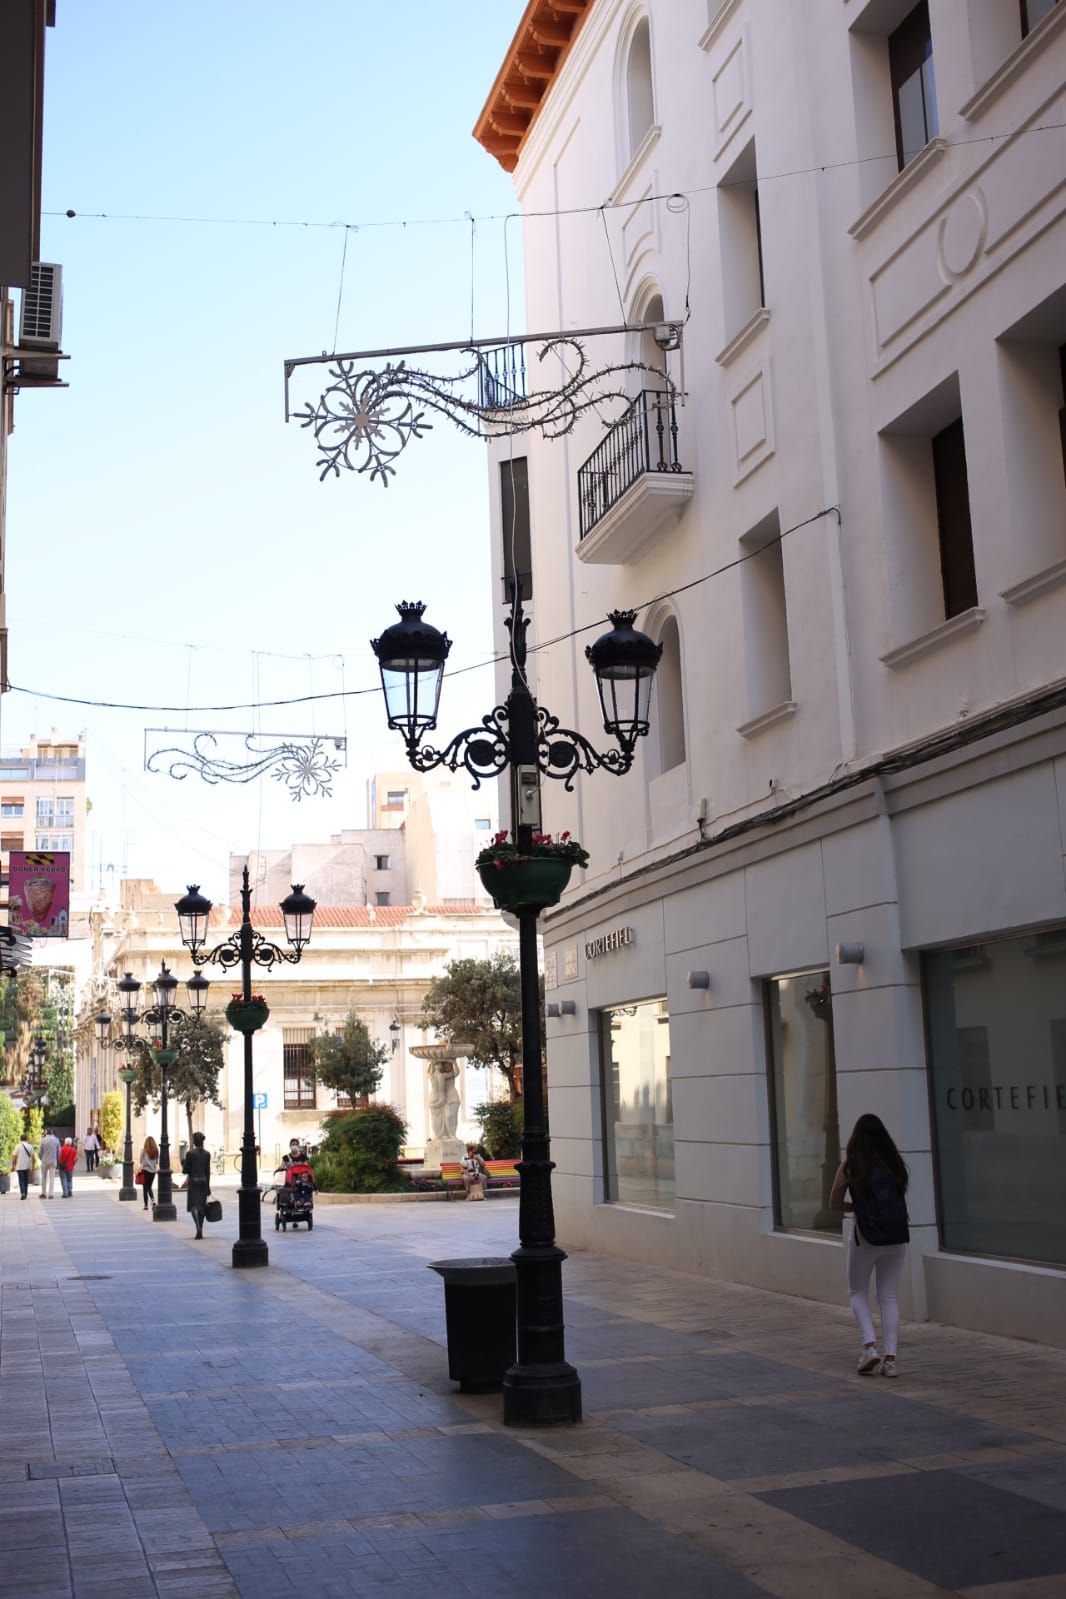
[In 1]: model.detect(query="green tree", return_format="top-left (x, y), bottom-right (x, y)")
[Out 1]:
top-left (315, 1105), bottom-right (408, 1193)
top-left (473, 1098), bottom-right (523, 1158)
top-left (99, 1091), bottom-right (123, 1153)
top-left (130, 1014), bottom-right (225, 1145)
top-left (25, 1104), bottom-right (45, 1146)
top-left (0, 1091), bottom-right (21, 1167)
top-left (422, 952), bottom-right (541, 1102)
top-left (310, 1010), bottom-right (387, 1107)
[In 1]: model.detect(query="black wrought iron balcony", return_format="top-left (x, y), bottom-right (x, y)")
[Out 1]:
top-left (477, 343), bottom-right (527, 410)
top-left (578, 389), bottom-right (686, 544)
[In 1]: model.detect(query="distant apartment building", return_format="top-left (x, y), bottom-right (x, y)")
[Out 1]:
top-left (0, 732), bottom-right (87, 891)
top-left (475, 0), bottom-right (1066, 1346)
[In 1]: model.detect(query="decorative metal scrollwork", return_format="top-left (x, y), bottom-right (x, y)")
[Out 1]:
top-left (144, 730), bottom-right (346, 802)
top-left (293, 340), bottom-right (678, 484)
top-left (198, 930), bottom-right (303, 974)
top-left (403, 702), bottom-right (635, 792)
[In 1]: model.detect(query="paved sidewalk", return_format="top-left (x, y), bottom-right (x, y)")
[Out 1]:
top-left (1, 1189), bottom-right (1064, 1599)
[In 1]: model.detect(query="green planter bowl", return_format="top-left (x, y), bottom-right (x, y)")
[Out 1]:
top-left (225, 999), bottom-right (270, 1033)
top-left (153, 1049), bottom-right (178, 1069)
top-left (477, 856), bottom-right (573, 915)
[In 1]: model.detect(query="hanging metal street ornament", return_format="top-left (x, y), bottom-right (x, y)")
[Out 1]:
top-left (284, 321), bottom-right (684, 484)
top-left (144, 730), bottom-right (347, 802)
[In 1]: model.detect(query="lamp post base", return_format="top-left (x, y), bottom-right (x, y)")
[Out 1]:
top-left (118, 1184), bottom-right (138, 1202)
top-left (153, 1202), bottom-right (177, 1222)
top-left (232, 1236), bottom-right (269, 1269)
top-left (502, 1361), bottom-right (582, 1426)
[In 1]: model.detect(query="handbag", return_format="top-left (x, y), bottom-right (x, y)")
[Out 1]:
top-left (204, 1199), bottom-right (222, 1223)
top-left (135, 1170), bottom-right (144, 1185)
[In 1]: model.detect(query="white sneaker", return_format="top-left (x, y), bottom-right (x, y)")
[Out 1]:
top-left (881, 1356), bottom-right (898, 1378)
top-left (857, 1348), bottom-right (881, 1375)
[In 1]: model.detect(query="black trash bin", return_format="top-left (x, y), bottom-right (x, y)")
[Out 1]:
top-left (428, 1257), bottom-right (517, 1392)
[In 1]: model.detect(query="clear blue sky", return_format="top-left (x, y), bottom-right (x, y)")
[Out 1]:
top-left (4, 0), bottom-right (527, 901)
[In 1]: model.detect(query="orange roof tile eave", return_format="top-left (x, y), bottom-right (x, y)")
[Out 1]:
top-left (473, 0), bottom-right (594, 173)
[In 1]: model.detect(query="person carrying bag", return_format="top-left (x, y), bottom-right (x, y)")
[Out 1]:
top-left (11, 1138), bottom-right (37, 1199)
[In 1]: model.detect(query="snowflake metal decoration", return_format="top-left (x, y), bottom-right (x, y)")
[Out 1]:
top-left (144, 730), bottom-right (346, 802)
top-left (286, 323), bottom-right (683, 483)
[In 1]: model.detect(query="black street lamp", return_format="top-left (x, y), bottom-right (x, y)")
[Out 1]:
top-left (372, 588), bottom-right (660, 1426)
top-left (114, 965), bottom-right (208, 1222)
top-left (95, 1007), bottom-right (137, 1201)
top-left (175, 870), bottom-right (316, 1269)
top-left (24, 1034), bottom-right (50, 1108)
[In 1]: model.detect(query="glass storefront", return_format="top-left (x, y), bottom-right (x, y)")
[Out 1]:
top-left (600, 998), bottom-right (674, 1211)
top-left (925, 927), bottom-right (1066, 1267)
top-left (767, 970), bottom-right (842, 1234)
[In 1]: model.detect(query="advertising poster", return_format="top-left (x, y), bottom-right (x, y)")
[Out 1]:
top-left (9, 850), bottom-right (71, 937)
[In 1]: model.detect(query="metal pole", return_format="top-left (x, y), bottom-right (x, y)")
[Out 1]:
top-left (118, 1072), bottom-right (136, 1201)
top-left (501, 600), bottom-right (581, 1426)
top-left (232, 868), bottom-right (268, 1269)
top-left (154, 1008), bottom-right (177, 1221)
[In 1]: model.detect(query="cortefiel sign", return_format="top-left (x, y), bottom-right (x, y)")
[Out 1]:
top-left (584, 925), bottom-right (634, 960)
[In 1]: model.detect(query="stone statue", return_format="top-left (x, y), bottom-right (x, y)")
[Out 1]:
top-left (427, 1059), bottom-right (460, 1141)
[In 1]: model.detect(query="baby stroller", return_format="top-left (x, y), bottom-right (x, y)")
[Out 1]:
top-left (274, 1160), bottom-right (315, 1231)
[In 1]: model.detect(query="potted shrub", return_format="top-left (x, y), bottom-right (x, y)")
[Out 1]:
top-left (225, 992), bottom-right (270, 1033)
top-left (476, 830), bottom-right (589, 915)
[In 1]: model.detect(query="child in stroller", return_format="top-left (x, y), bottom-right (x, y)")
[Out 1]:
top-left (273, 1154), bottom-right (315, 1231)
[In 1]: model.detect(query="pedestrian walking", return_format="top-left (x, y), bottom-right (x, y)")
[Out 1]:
top-left (83, 1127), bottom-right (100, 1172)
top-left (38, 1127), bottom-right (60, 1198)
top-left (139, 1135), bottom-right (159, 1211)
top-left (10, 1135), bottom-right (37, 1199)
top-left (830, 1114), bottom-right (910, 1378)
top-left (57, 1137), bottom-right (78, 1197)
top-left (181, 1132), bottom-right (212, 1239)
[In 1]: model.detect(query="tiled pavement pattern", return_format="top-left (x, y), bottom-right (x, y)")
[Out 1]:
top-left (2, 1188), bottom-right (1065, 1599)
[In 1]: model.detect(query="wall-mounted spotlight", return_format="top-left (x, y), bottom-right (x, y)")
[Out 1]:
top-left (686, 970), bottom-right (711, 990)
top-left (835, 942), bottom-right (865, 966)
top-left (546, 999), bottom-right (578, 1018)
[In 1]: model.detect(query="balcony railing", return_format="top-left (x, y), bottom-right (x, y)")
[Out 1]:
top-left (578, 389), bottom-right (684, 541)
top-left (477, 343), bottom-right (527, 410)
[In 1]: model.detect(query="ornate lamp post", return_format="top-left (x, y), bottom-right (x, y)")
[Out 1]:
top-left (372, 588), bottom-right (660, 1426)
top-left (96, 1007), bottom-right (137, 1201)
top-left (175, 870), bottom-right (316, 1269)
top-left (24, 1034), bottom-right (50, 1108)
top-left (114, 965), bottom-right (208, 1222)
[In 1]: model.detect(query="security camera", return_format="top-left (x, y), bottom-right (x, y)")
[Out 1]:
top-left (653, 322), bottom-right (681, 351)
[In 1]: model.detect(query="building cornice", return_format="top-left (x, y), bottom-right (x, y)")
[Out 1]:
top-left (473, 0), bottom-right (595, 172)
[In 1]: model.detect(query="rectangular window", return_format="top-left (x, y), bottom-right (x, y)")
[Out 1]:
top-left (1021, 0), bottom-right (1059, 35)
top-left (600, 998), bottom-right (674, 1211)
top-left (499, 456), bottom-right (532, 605)
top-left (1, 832), bottom-right (23, 852)
top-left (766, 971), bottom-right (841, 1234)
top-left (1, 801), bottom-right (23, 818)
top-left (889, 2), bottom-right (938, 169)
top-left (474, 818), bottom-right (492, 831)
top-left (924, 927), bottom-right (1066, 1266)
top-left (932, 417), bottom-right (978, 617)
top-left (375, 891), bottom-right (391, 906)
top-left (36, 797), bottom-right (54, 827)
top-left (740, 510), bottom-right (791, 723)
top-left (717, 137), bottom-right (764, 343)
top-left (385, 790), bottom-right (405, 808)
top-left (35, 833), bottom-right (73, 852)
top-left (283, 1041), bottom-right (316, 1110)
top-left (374, 854), bottom-right (390, 870)
top-left (54, 797), bottom-right (74, 826)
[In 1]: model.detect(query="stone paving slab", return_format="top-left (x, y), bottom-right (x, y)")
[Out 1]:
top-left (2, 1184), bottom-right (1065, 1598)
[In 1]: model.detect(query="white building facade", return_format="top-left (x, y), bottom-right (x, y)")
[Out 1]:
top-left (476, 0), bottom-right (1066, 1344)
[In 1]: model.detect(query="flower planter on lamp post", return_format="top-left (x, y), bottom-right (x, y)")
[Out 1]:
top-left (372, 590), bottom-right (659, 1426)
top-left (176, 872), bottom-right (316, 1270)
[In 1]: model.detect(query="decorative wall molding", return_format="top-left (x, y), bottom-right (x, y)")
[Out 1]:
top-left (609, 124), bottom-right (661, 205)
top-left (1001, 558), bottom-right (1066, 608)
top-left (880, 607), bottom-right (986, 671)
top-left (737, 699), bottom-right (797, 740)
top-left (961, 2), bottom-right (1066, 122)
top-left (849, 139), bottom-right (948, 242)
top-left (716, 306), bottom-right (770, 367)
top-left (698, 0), bottom-right (743, 54)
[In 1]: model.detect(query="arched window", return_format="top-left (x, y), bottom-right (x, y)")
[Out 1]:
top-left (655, 615), bottom-right (686, 772)
top-left (626, 18), bottom-right (654, 159)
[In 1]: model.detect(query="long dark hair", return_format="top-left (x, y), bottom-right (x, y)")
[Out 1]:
top-left (845, 1114), bottom-right (908, 1195)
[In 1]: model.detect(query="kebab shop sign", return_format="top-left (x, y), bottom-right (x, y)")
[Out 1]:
top-left (9, 851), bottom-right (70, 937)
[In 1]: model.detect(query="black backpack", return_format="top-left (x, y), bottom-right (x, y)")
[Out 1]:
top-left (852, 1162), bottom-right (910, 1246)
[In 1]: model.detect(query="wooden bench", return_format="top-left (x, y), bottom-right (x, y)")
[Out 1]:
top-left (440, 1159), bottom-right (520, 1198)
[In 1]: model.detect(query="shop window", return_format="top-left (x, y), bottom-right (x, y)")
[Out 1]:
top-left (599, 997), bottom-right (674, 1211)
top-left (925, 927), bottom-right (1066, 1266)
top-left (1021, 0), bottom-right (1060, 35)
top-left (283, 1040), bottom-right (316, 1110)
top-left (766, 971), bottom-right (841, 1234)
top-left (626, 17), bottom-right (654, 160)
top-left (889, 2), bottom-right (938, 170)
top-left (717, 138), bottom-right (764, 344)
top-left (499, 456), bottom-right (532, 605)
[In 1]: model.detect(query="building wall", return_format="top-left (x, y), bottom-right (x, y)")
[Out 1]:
top-left (481, 0), bottom-right (1066, 1343)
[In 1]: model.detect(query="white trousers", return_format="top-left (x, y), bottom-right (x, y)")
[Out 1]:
top-left (845, 1222), bottom-right (907, 1356)
top-left (40, 1163), bottom-right (56, 1198)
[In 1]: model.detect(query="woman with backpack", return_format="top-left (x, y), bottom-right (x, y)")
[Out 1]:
top-left (830, 1114), bottom-right (910, 1379)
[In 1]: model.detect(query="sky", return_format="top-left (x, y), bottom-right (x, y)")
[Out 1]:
top-left (4, 0), bottom-right (528, 904)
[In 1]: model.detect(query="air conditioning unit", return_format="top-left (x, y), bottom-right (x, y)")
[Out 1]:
top-left (18, 262), bottom-right (63, 380)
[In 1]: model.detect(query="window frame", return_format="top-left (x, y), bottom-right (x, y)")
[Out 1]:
top-left (763, 968), bottom-right (842, 1237)
top-left (932, 416), bottom-right (979, 619)
top-left (283, 1041), bottom-right (317, 1110)
top-left (888, 1), bottom-right (938, 170)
